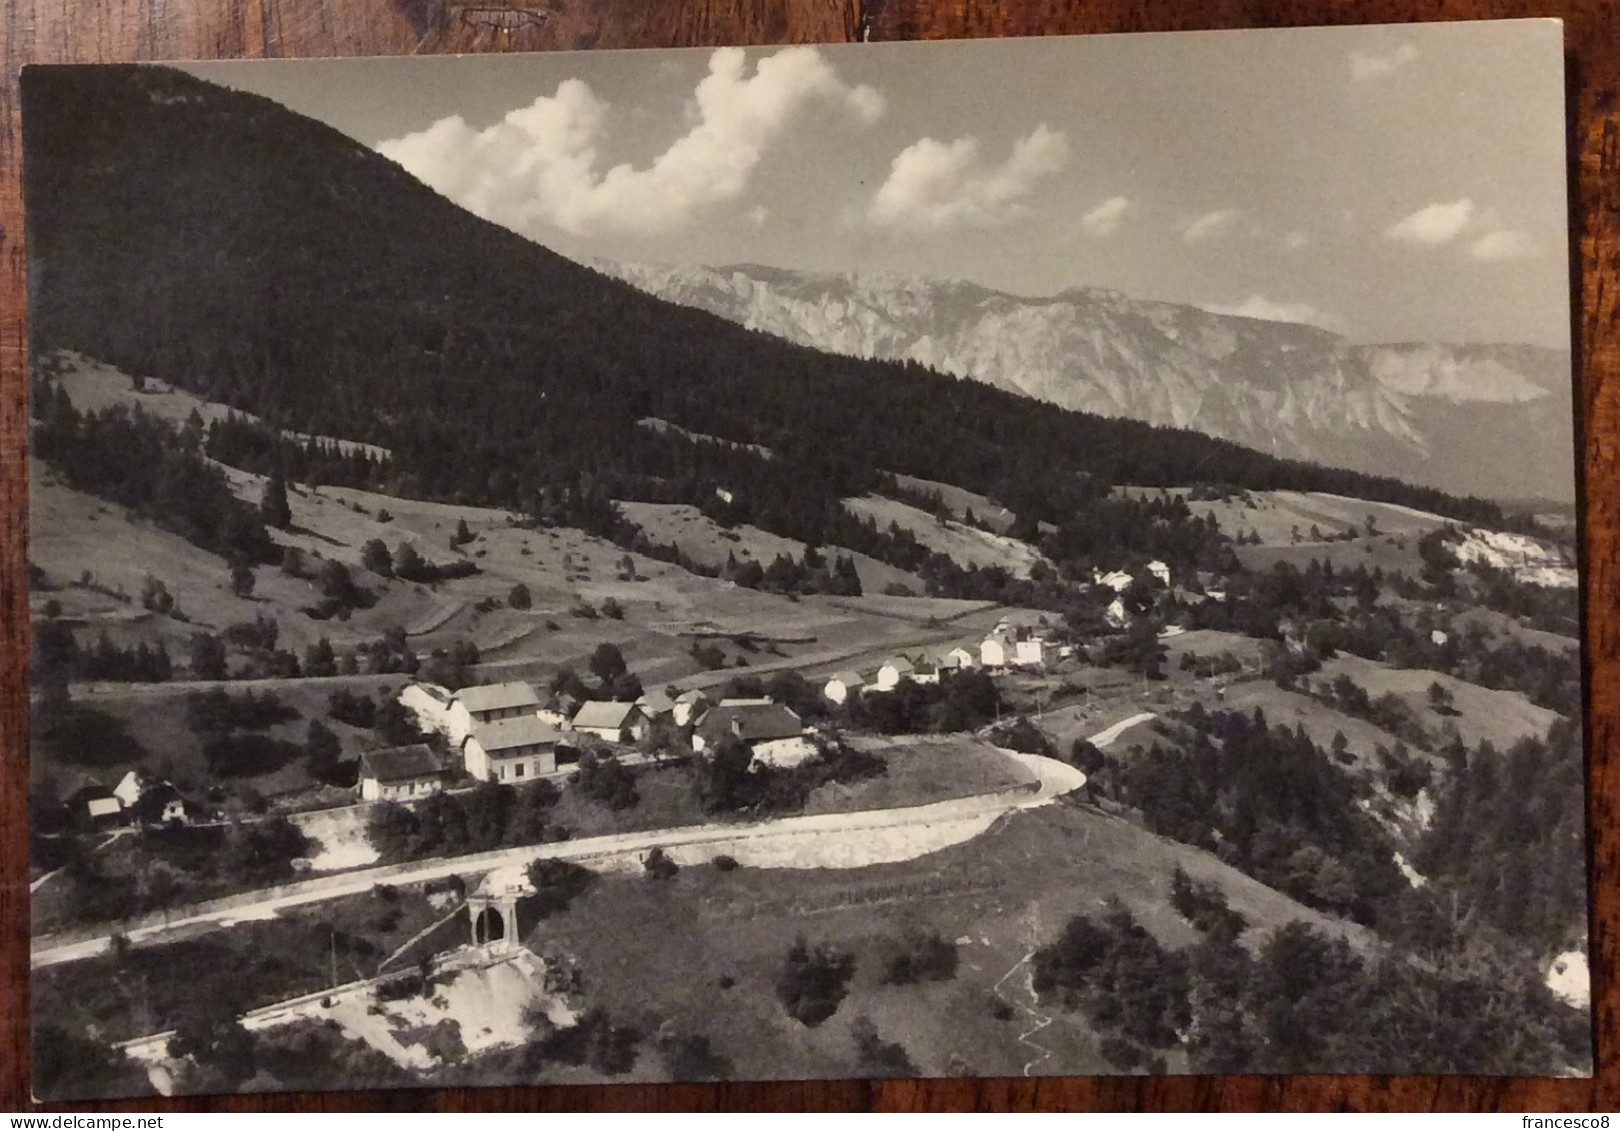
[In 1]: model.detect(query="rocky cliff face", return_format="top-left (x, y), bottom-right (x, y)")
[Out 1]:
top-left (594, 261), bottom-right (1573, 502)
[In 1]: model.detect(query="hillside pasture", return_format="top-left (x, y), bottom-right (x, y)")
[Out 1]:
top-left (525, 802), bottom-right (1371, 1084)
top-left (1314, 653), bottom-right (1563, 749)
top-left (842, 495), bottom-right (1046, 579)
top-left (887, 472), bottom-right (1017, 534)
top-left (614, 500), bottom-right (922, 596)
top-left (50, 351), bottom-right (390, 460)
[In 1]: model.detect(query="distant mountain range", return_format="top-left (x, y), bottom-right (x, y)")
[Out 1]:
top-left (20, 63), bottom-right (1512, 553)
top-left (594, 262), bottom-right (1575, 503)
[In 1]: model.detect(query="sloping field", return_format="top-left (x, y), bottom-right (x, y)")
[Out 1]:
top-left (50, 352), bottom-right (390, 460)
top-left (1119, 486), bottom-right (1448, 547)
top-left (614, 501), bottom-right (921, 596)
top-left (1316, 653), bottom-right (1563, 749)
top-left (529, 802), bottom-right (1371, 1084)
top-left (843, 495), bottom-right (1046, 578)
top-left (888, 473), bottom-right (1017, 534)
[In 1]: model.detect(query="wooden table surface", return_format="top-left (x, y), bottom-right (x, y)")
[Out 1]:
top-left (2, 0), bottom-right (1616, 1112)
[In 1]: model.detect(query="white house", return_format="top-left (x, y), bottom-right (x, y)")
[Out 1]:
top-left (1147, 560), bottom-right (1172, 586)
top-left (398, 682), bottom-right (456, 737)
top-left (875, 657), bottom-right (915, 691)
top-left (358, 744), bottom-right (446, 802)
top-left (941, 646), bottom-right (978, 671)
top-left (673, 689), bottom-right (711, 727)
top-left (693, 702), bottom-right (815, 766)
top-left (1095, 569), bottom-right (1134, 593)
top-left (570, 701), bottom-right (650, 744)
top-left (980, 636), bottom-right (1012, 669)
top-left (1106, 597), bottom-right (1129, 628)
top-left (445, 682), bottom-right (543, 744)
top-left (464, 716), bottom-right (565, 782)
top-left (112, 769), bottom-right (151, 810)
top-left (823, 670), bottom-right (866, 705)
top-left (1013, 638), bottom-right (1057, 668)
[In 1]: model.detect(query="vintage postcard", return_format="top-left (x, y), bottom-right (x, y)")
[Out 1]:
top-left (22, 21), bottom-right (1586, 1099)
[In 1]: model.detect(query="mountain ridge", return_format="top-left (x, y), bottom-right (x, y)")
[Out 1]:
top-left (593, 260), bottom-right (1574, 503)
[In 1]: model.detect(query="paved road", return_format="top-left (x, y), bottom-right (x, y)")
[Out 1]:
top-left (31, 739), bottom-right (1092, 971)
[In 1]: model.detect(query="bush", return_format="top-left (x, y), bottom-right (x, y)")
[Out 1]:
top-left (879, 927), bottom-right (959, 985)
top-left (1168, 865), bottom-right (1247, 938)
top-left (526, 858), bottom-right (596, 918)
top-left (776, 935), bottom-right (856, 1027)
top-left (851, 1015), bottom-right (916, 1078)
top-left (711, 854), bottom-right (740, 872)
top-left (642, 847), bottom-right (679, 881)
top-left (508, 583), bottom-right (532, 610)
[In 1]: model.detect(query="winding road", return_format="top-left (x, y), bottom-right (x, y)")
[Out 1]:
top-left (32, 745), bottom-right (1088, 971)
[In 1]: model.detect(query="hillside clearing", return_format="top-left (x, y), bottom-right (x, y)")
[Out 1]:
top-left (843, 495), bottom-right (1046, 578)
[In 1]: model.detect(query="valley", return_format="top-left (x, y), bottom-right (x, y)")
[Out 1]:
top-left (20, 59), bottom-right (1590, 1098)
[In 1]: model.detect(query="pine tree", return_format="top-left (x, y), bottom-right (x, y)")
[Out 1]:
top-left (260, 473), bottom-right (292, 530)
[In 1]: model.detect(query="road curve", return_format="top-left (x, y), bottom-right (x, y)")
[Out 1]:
top-left (32, 744), bottom-right (1090, 971)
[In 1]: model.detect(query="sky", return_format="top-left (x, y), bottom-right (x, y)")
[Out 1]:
top-left (179, 20), bottom-right (1573, 349)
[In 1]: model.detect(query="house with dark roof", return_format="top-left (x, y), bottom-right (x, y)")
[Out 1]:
top-left (359, 744), bottom-right (446, 801)
top-left (570, 701), bottom-right (650, 744)
top-left (673, 689), bottom-right (711, 727)
top-left (693, 702), bottom-right (815, 767)
top-left (464, 717), bottom-right (566, 783)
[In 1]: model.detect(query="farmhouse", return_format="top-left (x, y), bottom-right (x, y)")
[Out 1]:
top-left (875, 657), bottom-right (915, 691)
top-left (130, 782), bottom-right (200, 826)
top-left (693, 702), bottom-right (816, 766)
top-left (1107, 597), bottom-right (1129, 628)
top-left (398, 682), bottom-right (455, 736)
top-left (1095, 569), bottom-right (1134, 593)
top-left (980, 636), bottom-right (1011, 669)
top-left (570, 701), bottom-right (650, 744)
top-left (1014, 637), bottom-right (1058, 668)
top-left (638, 688), bottom-right (676, 721)
top-left (446, 682), bottom-right (544, 743)
top-left (1147, 559), bottom-right (1171, 586)
top-left (464, 716), bottom-right (565, 783)
top-left (823, 670), bottom-right (866, 705)
top-left (71, 786), bottom-right (124, 829)
top-left (940, 646), bottom-right (978, 671)
top-left (673, 689), bottom-right (710, 727)
top-left (358, 744), bottom-right (446, 802)
top-left (112, 769), bottom-right (151, 810)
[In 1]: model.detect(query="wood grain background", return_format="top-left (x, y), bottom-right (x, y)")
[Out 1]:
top-left (2, 0), bottom-right (1616, 1112)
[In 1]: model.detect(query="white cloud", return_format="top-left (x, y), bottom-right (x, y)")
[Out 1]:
top-left (1350, 42), bottom-right (1418, 81)
top-left (1200, 294), bottom-right (1346, 334)
top-left (1385, 199), bottom-right (1475, 246)
top-left (867, 125), bottom-right (1069, 235)
top-left (1469, 228), bottom-right (1540, 262)
top-left (1285, 229), bottom-right (1309, 251)
top-left (1181, 209), bottom-right (1240, 243)
top-left (1080, 195), bottom-right (1130, 237)
top-left (376, 46), bottom-right (883, 238)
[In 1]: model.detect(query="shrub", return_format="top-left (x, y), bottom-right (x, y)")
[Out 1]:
top-left (711, 854), bottom-right (740, 872)
top-left (879, 927), bottom-right (959, 985)
top-left (776, 935), bottom-right (856, 1027)
top-left (642, 847), bottom-right (679, 881)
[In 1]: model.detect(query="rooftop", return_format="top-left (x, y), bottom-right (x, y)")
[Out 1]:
top-left (571, 700), bottom-right (644, 730)
top-left (454, 681), bottom-right (541, 714)
top-left (470, 716), bottom-right (566, 753)
top-left (697, 702), bottom-right (807, 745)
top-left (360, 744), bottom-right (445, 782)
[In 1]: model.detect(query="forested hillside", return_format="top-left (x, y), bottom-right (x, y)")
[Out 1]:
top-left (23, 64), bottom-right (1507, 554)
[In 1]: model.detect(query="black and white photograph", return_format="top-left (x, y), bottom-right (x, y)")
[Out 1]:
top-left (22, 20), bottom-right (1588, 1099)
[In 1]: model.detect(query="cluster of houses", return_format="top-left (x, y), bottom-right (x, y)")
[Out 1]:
top-left (822, 617), bottom-right (1070, 705)
top-left (372, 677), bottom-right (819, 800)
top-left (68, 770), bottom-right (207, 830)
